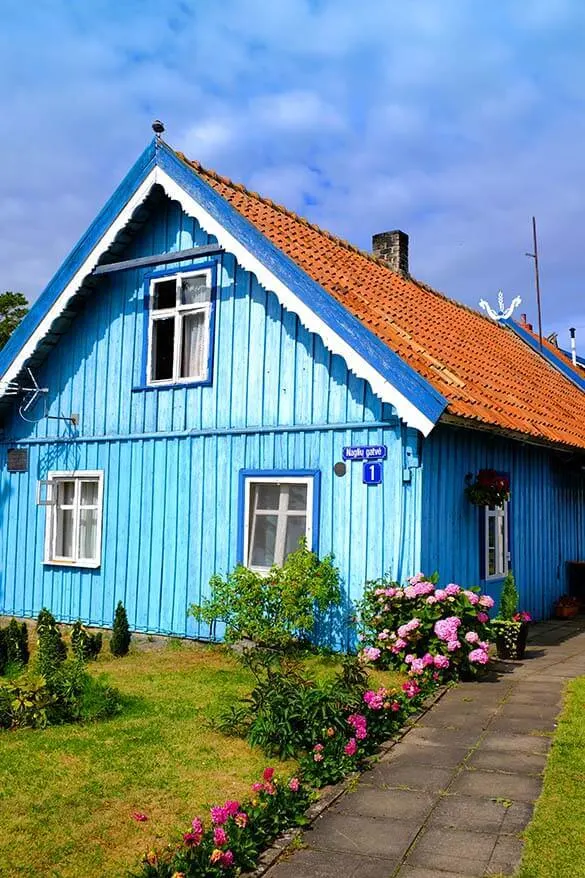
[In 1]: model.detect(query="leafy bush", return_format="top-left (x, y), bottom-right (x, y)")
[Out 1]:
top-left (0, 619), bottom-right (30, 675)
top-left (134, 768), bottom-right (312, 878)
top-left (189, 541), bottom-right (341, 649)
top-left (36, 608), bottom-right (67, 678)
top-left (71, 620), bottom-right (103, 661)
top-left (217, 652), bottom-right (367, 760)
top-left (110, 601), bottom-right (131, 657)
top-left (0, 630), bottom-right (6, 676)
top-left (356, 573), bottom-right (493, 680)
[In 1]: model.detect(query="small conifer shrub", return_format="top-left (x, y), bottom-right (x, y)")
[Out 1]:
top-left (110, 601), bottom-right (131, 657)
top-left (0, 630), bottom-right (7, 676)
top-left (498, 571), bottom-right (519, 621)
top-left (5, 619), bottom-right (29, 667)
top-left (71, 621), bottom-right (103, 662)
top-left (36, 609), bottom-right (67, 679)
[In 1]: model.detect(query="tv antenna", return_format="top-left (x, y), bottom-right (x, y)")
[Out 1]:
top-left (525, 216), bottom-right (543, 350)
top-left (0, 367), bottom-right (78, 425)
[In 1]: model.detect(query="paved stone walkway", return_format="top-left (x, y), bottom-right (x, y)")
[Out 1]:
top-left (265, 618), bottom-right (585, 878)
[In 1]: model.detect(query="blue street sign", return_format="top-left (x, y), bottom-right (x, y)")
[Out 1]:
top-left (363, 461), bottom-right (383, 485)
top-left (342, 444), bottom-right (387, 462)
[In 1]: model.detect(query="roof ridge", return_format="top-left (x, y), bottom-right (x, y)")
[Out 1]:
top-left (175, 151), bottom-right (513, 331)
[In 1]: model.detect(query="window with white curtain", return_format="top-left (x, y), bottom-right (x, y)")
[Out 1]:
top-left (485, 502), bottom-right (509, 579)
top-left (148, 270), bottom-right (212, 385)
top-left (44, 471), bottom-right (103, 568)
top-left (243, 476), bottom-right (314, 572)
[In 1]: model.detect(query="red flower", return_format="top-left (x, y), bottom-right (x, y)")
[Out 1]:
top-left (132, 812), bottom-right (148, 822)
top-left (263, 767), bottom-right (275, 782)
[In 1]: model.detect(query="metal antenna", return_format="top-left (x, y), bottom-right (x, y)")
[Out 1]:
top-left (525, 216), bottom-right (543, 350)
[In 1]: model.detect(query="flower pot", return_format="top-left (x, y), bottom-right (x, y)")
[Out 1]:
top-left (495, 621), bottom-right (529, 661)
top-left (555, 604), bottom-right (579, 620)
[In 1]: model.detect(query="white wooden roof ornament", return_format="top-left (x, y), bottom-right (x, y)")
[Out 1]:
top-left (479, 290), bottom-right (522, 322)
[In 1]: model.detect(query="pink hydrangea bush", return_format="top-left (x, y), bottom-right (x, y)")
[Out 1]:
top-left (137, 768), bottom-right (312, 877)
top-left (356, 573), bottom-right (492, 680)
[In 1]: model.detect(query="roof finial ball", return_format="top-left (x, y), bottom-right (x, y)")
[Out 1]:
top-left (152, 119), bottom-right (165, 142)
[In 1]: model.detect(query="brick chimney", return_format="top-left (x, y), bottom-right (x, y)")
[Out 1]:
top-left (519, 313), bottom-right (534, 331)
top-left (372, 230), bottom-right (409, 275)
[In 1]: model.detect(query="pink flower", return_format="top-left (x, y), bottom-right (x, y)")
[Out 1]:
top-left (394, 638), bottom-right (408, 649)
top-left (313, 752), bottom-right (324, 762)
top-left (192, 817), bottom-right (204, 834)
top-left (469, 648), bottom-right (489, 665)
top-left (434, 589), bottom-right (446, 600)
top-left (477, 612), bottom-right (489, 623)
top-left (409, 658), bottom-right (425, 674)
top-left (347, 714), bottom-right (367, 739)
top-left (132, 812), bottom-right (148, 822)
top-left (251, 782), bottom-right (264, 792)
top-left (183, 831), bottom-right (203, 847)
top-left (210, 807), bottom-right (228, 825)
top-left (465, 631), bottom-right (480, 644)
top-left (313, 743), bottom-right (324, 751)
top-left (361, 646), bottom-right (381, 662)
top-left (263, 767), bottom-right (275, 782)
top-left (363, 690), bottom-right (384, 710)
top-left (434, 617), bottom-right (461, 641)
top-left (235, 812), bottom-right (248, 828)
top-left (214, 827), bottom-right (228, 846)
top-left (426, 595), bottom-right (438, 605)
top-left (405, 654), bottom-right (415, 664)
top-left (464, 590), bottom-right (479, 605)
top-left (344, 738), bottom-right (357, 756)
top-left (447, 640), bottom-right (461, 652)
top-left (378, 631), bottom-right (389, 641)
top-left (479, 595), bottom-right (495, 609)
top-left (221, 851), bottom-right (234, 868)
top-left (402, 680), bottom-right (421, 698)
top-left (390, 700), bottom-right (401, 711)
top-left (313, 743), bottom-right (324, 762)
top-left (478, 641), bottom-right (490, 651)
top-left (223, 800), bottom-right (240, 817)
top-left (422, 653), bottom-right (435, 667)
top-left (433, 654), bottom-right (450, 669)
top-left (445, 584), bottom-right (461, 596)
top-left (288, 778), bottom-right (300, 792)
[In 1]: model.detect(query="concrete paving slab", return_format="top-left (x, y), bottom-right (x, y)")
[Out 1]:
top-left (332, 786), bottom-right (436, 821)
top-left (304, 813), bottom-right (420, 861)
top-left (266, 848), bottom-right (394, 878)
top-left (405, 726), bottom-right (482, 749)
top-left (397, 867), bottom-right (477, 878)
top-left (498, 701), bottom-right (561, 720)
top-left (466, 748), bottom-right (546, 776)
top-left (449, 769), bottom-right (543, 803)
top-left (488, 715), bottom-right (557, 734)
top-left (480, 732), bottom-right (552, 754)
top-left (405, 827), bottom-right (497, 876)
top-left (485, 835), bottom-right (525, 875)
top-left (385, 740), bottom-right (471, 769)
top-left (500, 801), bottom-right (534, 835)
top-left (425, 794), bottom-right (510, 834)
top-left (361, 762), bottom-right (454, 793)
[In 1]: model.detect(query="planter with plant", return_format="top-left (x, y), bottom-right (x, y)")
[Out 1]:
top-left (464, 469), bottom-right (510, 507)
top-left (554, 594), bottom-right (580, 619)
top-left (491, 571), bottom-right (531, 660)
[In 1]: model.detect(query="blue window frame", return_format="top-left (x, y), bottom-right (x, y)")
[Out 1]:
top-left (238, 470), bottom-right (321, 572)
top-left (134, 259), bottom-right (218, 391)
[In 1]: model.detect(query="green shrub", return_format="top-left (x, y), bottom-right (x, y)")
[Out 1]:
top-left (36, 608), bottom-right (67, 678)
top-left (0, 674), bottom-right (56, 729)
top-left (71, 620), bottom-right (103, 662)
top-left (110, 601), bottom-right (131, 657)
top-left (189, 540), bottom-right (341, 649)
top-left (0, 630), bottom-right (7, 676)
top-left (5, 619), bottom-right (29, 667)
top-left (498, 570), bottom-right (519, 621)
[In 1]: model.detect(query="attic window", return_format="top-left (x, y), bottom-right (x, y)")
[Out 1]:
top-left (148, 270), bottom-right (213, 385)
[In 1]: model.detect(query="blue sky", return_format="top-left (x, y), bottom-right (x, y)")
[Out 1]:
top-left (2, 0), bottom-right (585, 345)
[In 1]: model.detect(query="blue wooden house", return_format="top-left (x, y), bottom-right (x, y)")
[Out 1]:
top-left (2, 135), bottom-right (585, 643)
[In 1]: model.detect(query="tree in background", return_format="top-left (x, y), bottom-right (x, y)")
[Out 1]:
top-left (0, 292), bottom-right (28, 349)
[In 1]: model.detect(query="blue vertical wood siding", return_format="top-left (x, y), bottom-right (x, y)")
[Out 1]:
top-left (421, 424), bottom-right (585, 619)
top-left (0, 193), bottom-right (422, 643)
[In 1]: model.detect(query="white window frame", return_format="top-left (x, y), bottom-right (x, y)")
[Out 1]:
top-left (147, 269), bottom-right (212, 386)
top-left (243, 476), bottom-right (314, 573)
top-left (43, 470), bottom-right (104, 568)
top-left (484, 501), bottom-right (509, 580)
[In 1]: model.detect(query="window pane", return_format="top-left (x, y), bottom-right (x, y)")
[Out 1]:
top-left (56, 508), bottom-right (74, 558)
top-left (152, 279), bottom-right (176, 310)
top-left (78, 508), bottom-right (98, 560)
top-left (80, 481), bottom-right (98, 507)
top-left (180, 311), bottom-right (206, 378)
top-left (181, 275), bottom-right (210, 306)
top-left (285, 515), bottom-right (307, 557)
top-left (151, 317), bottom-right (175, 380)
top-left (59, 481), bottom-right (75, 506)
top-left (487, 514), bottom-right (496, 576)
top-left (254, 484), bottom-right (281, 510)
top-left (497, 512), bottom-right (505, 573)
top-left (288, 484), bottom-right (307, 511)
top-left (250, 514), bottom-right (277, 567)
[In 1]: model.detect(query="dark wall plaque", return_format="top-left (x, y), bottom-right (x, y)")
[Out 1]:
top-left (7, 448), bottom-right (28, 473)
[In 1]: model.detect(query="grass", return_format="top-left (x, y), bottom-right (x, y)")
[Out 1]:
top-left (0, 637), bottom-right (403, 878)
top-left (518, 676), bottom-right (585, 878)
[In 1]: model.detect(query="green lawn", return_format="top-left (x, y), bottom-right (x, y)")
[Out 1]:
top-left (518, 676), bottom-right (585, 878)
top-left (0, 637), bottom-right (402, 878)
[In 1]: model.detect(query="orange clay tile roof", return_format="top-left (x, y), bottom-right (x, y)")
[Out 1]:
top-left (178, 152), bottom-right (585, 451)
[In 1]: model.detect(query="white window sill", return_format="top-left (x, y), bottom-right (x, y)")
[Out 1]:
top-left (43, 560), bottom-right (101, 570)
